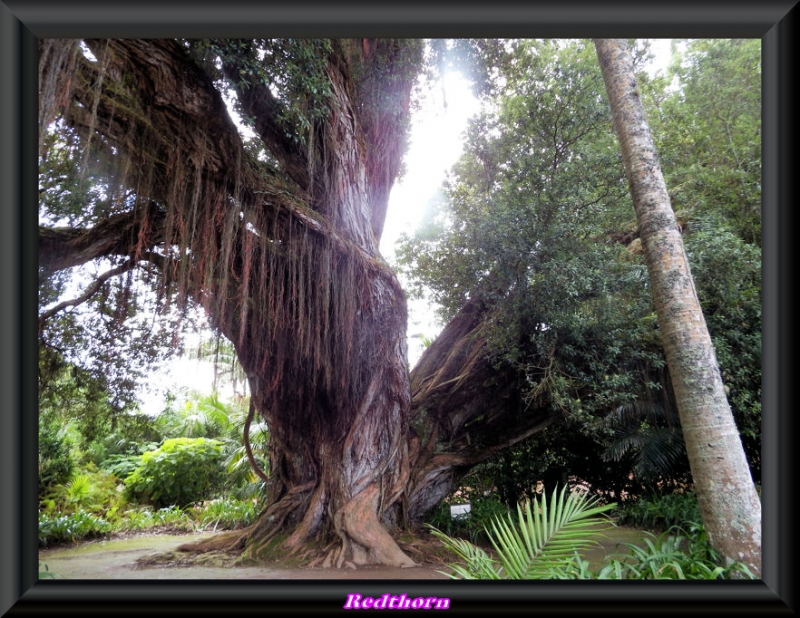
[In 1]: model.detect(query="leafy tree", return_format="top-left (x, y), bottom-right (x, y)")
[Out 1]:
top-left (649, 39), bottom-right (761, 246)
top-left (398, 40), bottom-right (672, 512)
top-left (401, 39), bottom-right (761, 520)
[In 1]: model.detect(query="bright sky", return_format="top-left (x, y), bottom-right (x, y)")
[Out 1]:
top-left (138, 39), bottom-right (676, 413)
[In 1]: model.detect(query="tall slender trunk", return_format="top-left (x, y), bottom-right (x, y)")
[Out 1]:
top-left (594, 38), bottom-right (761, 576)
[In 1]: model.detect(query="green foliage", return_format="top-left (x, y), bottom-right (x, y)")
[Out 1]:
top-left (650, 39), bottom-right (761, 246)
top-left (113, 505), bottom-right (197, 532)
top-left (397, 39), bottom-right (667, 444)
top-left (41, 462), bottom-right (126, 517)
top-left (615, 491), bottom-right (701, 531)
top-left (600, 401), bottom-right (689, 485)
top-left (683, 218), bottom-right (762, 481)
top-left (556, 524), bottom-right (756, 580)
top-left (192, 39), bottom-right (335, 147)
top-left (124, 437), bottom-right (226, 509)
top-left (430, 487), bottom-right (753, 580)
top-left (152, 391), bottom-right (269, 499)
top-left (399, 38), bottom-right (762, 505)
top-left (189, 498), bottom-right (260, 531)
top-left (38, 416), bottom-right (75, 499)
top-left (430, 485), bottom-right (616, 579)
top-left (99, 453), bottom-right (144, 480)
top-left (38, 509), bottom-right (113, 547)
top-left (425, 492), bottom-right (511, 545)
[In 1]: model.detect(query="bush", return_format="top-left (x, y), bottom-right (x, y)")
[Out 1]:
top-left (38, 509), bottom-right (112, 547)
top-left (124, 437), bottom-right (226, 509)
top-left (100, 453), bottom-right (143, 481)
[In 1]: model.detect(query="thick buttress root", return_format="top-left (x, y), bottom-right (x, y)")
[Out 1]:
top-left (326, 484), bottom-right (417, 568)
top-left (177, 484), bottom-right (417, 569)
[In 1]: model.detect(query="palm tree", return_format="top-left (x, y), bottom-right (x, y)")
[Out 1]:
top-left (594, 38), bottom-right (761, 576)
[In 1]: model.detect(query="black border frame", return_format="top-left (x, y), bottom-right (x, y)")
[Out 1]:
top-left (2, 1), bottom-right (796, 614)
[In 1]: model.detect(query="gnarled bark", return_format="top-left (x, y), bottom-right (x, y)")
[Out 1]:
top-left (406, 290), bottom-right (559, 520)
top-left (38, 37), bottom-right (557, 568)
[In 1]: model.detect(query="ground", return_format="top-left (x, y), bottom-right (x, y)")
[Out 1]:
top-left (38, 529), bottom-right (453, 580)
top-left (38, 526), bottom-right (652, 580)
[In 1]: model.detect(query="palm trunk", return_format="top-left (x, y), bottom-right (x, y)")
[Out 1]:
top-left (594, 38), bottom-right (761, 576)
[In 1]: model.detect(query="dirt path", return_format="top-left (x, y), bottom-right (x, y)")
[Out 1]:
top-left (38, 532), bottom-right (451, 580)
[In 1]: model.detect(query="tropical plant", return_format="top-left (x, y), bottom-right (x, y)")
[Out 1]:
top-left (601, 401), bottom-right (688, 485)
top-left (99, 453), bottom-right (144, 481)
top-left (38, 509), bottom-right (113, 547)
top-left (429, 485), bottom-right (615, 579)
top-left (190, 498), bottom-right (260, 531)
top-left (124, 437), bottom-right (226, 509)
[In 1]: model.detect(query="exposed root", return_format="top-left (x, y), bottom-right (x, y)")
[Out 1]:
top-left (336, 484), bottom-right (418, 568)
top-left (176, 528), bottom-right (247, 553)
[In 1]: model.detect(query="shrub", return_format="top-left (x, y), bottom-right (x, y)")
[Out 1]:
top-left (38, 421), bottom-right (74, 499)
top-left (124, 437), bottom-right (226, 509)
top-left (425, 493), bottom-right (511, 545)
top-left (100, 453), bottom-right (143, 480)
top-left (38, 509), bottom-right (112, 547)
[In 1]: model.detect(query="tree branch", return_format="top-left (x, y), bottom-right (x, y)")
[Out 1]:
top-left (38, 258), bottom-right (138, 328)
top-left (38, 204), bottom-right (166, 274)
top-left (217, 42), bottom-right (311, 192)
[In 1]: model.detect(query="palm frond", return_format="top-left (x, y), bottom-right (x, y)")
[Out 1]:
top-left (490, 484), bottom-right (616, 579)
top-left (429, 484), bottom-right (616, 579)
top-left (427, 529), bottom-right (503, 579)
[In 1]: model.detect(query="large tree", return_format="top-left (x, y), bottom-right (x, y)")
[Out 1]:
top-left (39, 37), bottom-right (421, 568)
top-left (38, 38), bottom-right (558, 568)
top-left (594, 38), bottom-right (761, 576)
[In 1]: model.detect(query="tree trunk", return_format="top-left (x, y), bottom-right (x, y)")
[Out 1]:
top-left (594, 38), bottom-right (761, 576)
top-left (405, 288), bottom-right (558, 520)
